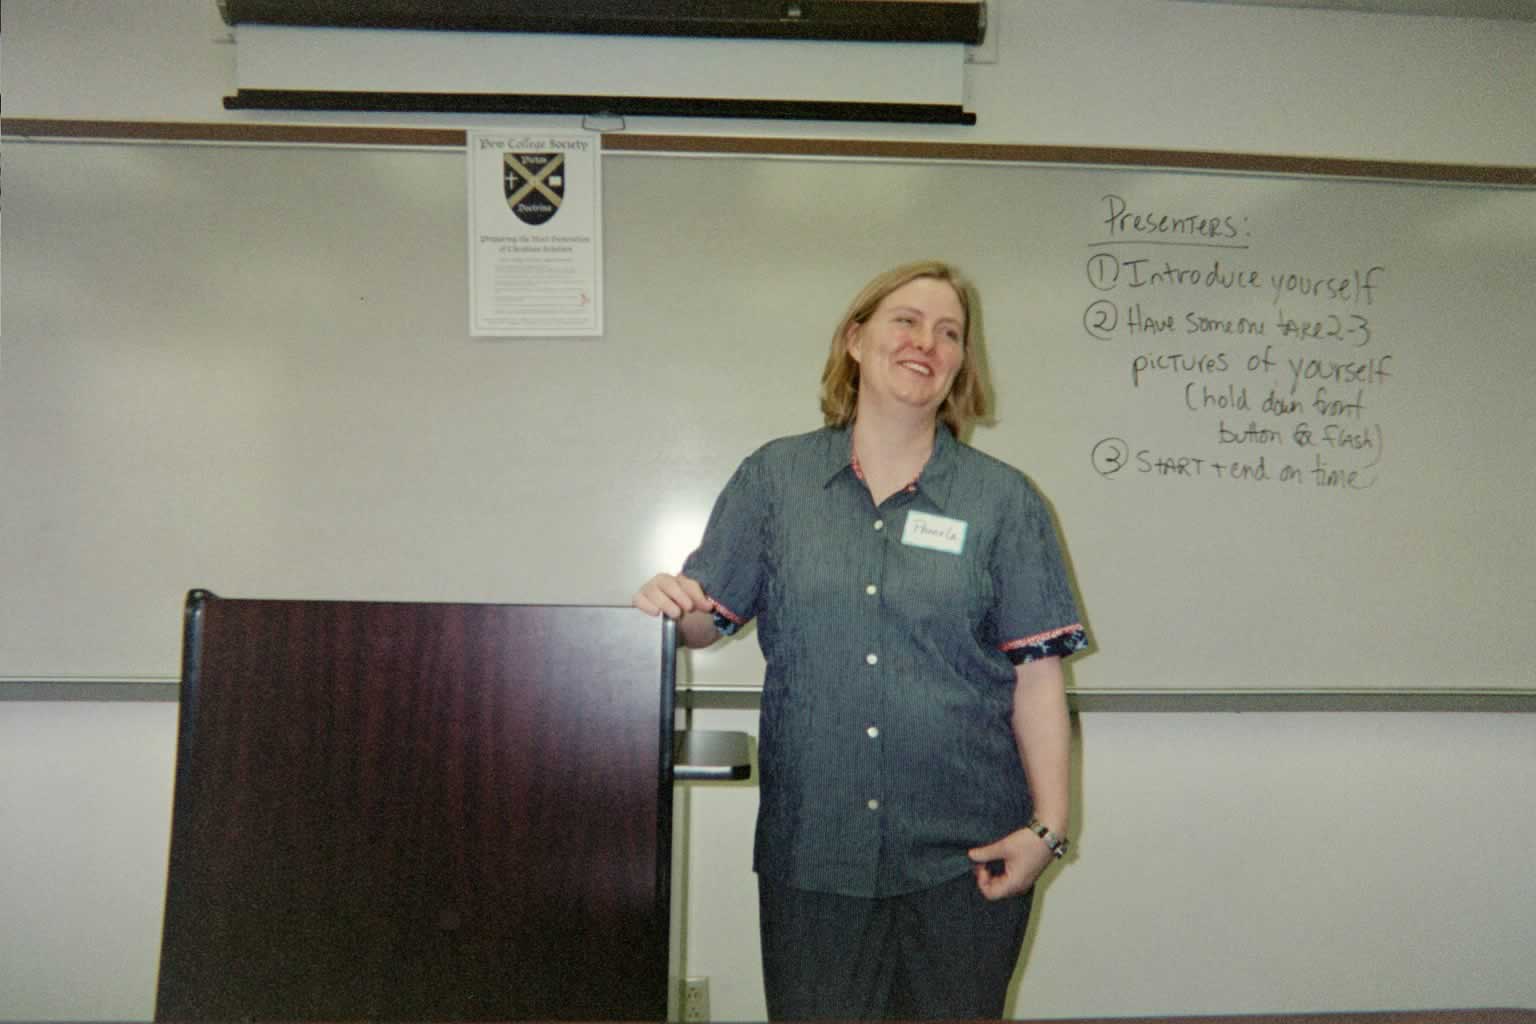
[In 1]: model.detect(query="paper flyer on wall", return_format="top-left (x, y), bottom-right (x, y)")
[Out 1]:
top-left (467, 129), bottom-right (602, 337)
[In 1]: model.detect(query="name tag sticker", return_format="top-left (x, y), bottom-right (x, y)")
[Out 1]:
top-left (901, 511), bottom-right (968, 555)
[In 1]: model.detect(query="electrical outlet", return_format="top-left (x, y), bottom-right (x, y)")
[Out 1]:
top-left (682, 976), bottom-right (710, 1022)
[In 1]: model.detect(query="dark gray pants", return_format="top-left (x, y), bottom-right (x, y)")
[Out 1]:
top-left (758, 872), bottom-right (1034, 1020)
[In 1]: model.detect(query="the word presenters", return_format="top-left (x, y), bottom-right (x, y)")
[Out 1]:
top-left (1083, 193), bottom-right (1391, 493)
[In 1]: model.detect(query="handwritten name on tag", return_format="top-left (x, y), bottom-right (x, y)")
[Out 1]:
top-left (901, 511), bottom-right (968, 555)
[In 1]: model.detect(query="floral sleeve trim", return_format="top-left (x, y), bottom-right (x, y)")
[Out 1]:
top-left (1000, 624), bottom-right (1088, 664)
top-left (709, 597), bottom-right (746, 637)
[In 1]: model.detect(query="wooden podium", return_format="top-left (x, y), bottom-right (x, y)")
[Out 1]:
top-left (155, 592), bottom-right (696, 1021)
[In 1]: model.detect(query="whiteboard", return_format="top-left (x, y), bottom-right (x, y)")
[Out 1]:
top-left (3, 140), bottom-right (1534, 693)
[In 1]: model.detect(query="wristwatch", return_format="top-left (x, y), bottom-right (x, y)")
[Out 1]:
top-left (1027, 818), bottom-right (1071, 860)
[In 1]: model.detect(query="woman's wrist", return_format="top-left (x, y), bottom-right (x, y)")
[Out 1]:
top-left (1026, 818), bottom-right (1071, 860)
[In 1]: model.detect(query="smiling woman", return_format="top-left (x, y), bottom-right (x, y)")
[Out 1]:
top-left (632, 260), bottom-right (1088, 1020)
top-left (844, 277), bottom-right (966, 427)
top-left (819, 260), bottom-right (988, 442)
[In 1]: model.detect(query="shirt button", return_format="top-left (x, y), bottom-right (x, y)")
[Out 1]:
top-left (867, 799), bottom-right (880, 811)
top-left (866, 725), bottom-right (880, 739)
top-left (865, 653), bottom-right (878, 666)
top-left (873, 519), bottom-right (884, 531)
top-left (865, 584), bottom-right (878, 596)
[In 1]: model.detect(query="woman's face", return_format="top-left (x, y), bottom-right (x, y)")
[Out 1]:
top-left (845, 276), bottom-right (966, 419)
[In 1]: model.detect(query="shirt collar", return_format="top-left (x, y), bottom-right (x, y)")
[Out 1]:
top-left (821, 422), bottom-right (961, 512)
top-left (918, 422), bottom-right (960, 512)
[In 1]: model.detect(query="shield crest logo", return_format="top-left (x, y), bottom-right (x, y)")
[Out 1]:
top-left (504, 152), bottom-right (565, 226)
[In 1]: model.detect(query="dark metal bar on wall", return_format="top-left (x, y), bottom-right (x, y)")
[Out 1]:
top-left (221, 90), bottom-right (977, 126)
top-left (4, 678), bottom-right (1534, 712)
top-left (217, 0), bottom-right (988, 44)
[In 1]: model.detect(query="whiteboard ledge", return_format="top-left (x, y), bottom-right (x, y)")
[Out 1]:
top-left (1062, 688), bottom-right (1536, 713)
top-left (0, 677), bottom-right (181, 702)
top-left (6, 678), bottom-right (1535, 711)
top-left (673, 685), bottom-right (1536, 713)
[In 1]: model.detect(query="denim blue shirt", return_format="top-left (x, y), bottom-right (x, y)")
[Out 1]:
top-left (682, 424), bottom-right (1087, 897)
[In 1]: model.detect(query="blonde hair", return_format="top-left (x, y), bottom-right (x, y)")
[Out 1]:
top-left (818, 260), bottom-right (992, 438)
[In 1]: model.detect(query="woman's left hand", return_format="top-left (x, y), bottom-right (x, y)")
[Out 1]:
top-left (967, 828), bottom-right (1055, 901)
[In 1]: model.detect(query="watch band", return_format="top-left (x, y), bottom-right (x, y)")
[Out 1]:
top-left (1027, 818), bottom-right (1070, 860)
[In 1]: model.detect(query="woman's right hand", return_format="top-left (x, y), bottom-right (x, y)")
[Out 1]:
top-left (632, 573), bottom-right (712, 620)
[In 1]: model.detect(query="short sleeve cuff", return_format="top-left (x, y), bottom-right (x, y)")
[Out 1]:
top-left (710, 597), bottom-right (746, 638)
top-left (1000, 624), bottom-right (1088, 664)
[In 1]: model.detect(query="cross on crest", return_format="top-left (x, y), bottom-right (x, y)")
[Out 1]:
top-left (504, 153), bottom-right (565, 226)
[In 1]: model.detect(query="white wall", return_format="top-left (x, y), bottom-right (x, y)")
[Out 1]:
top-left (3, 1), bottom-right (1534, 1020)
top-left (5, 700), bottom-right (1534, 1020)
top-left (0, 704), bottom-right (177, 1021)
top-left (681, 705), bottom-right (1536, 1018)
